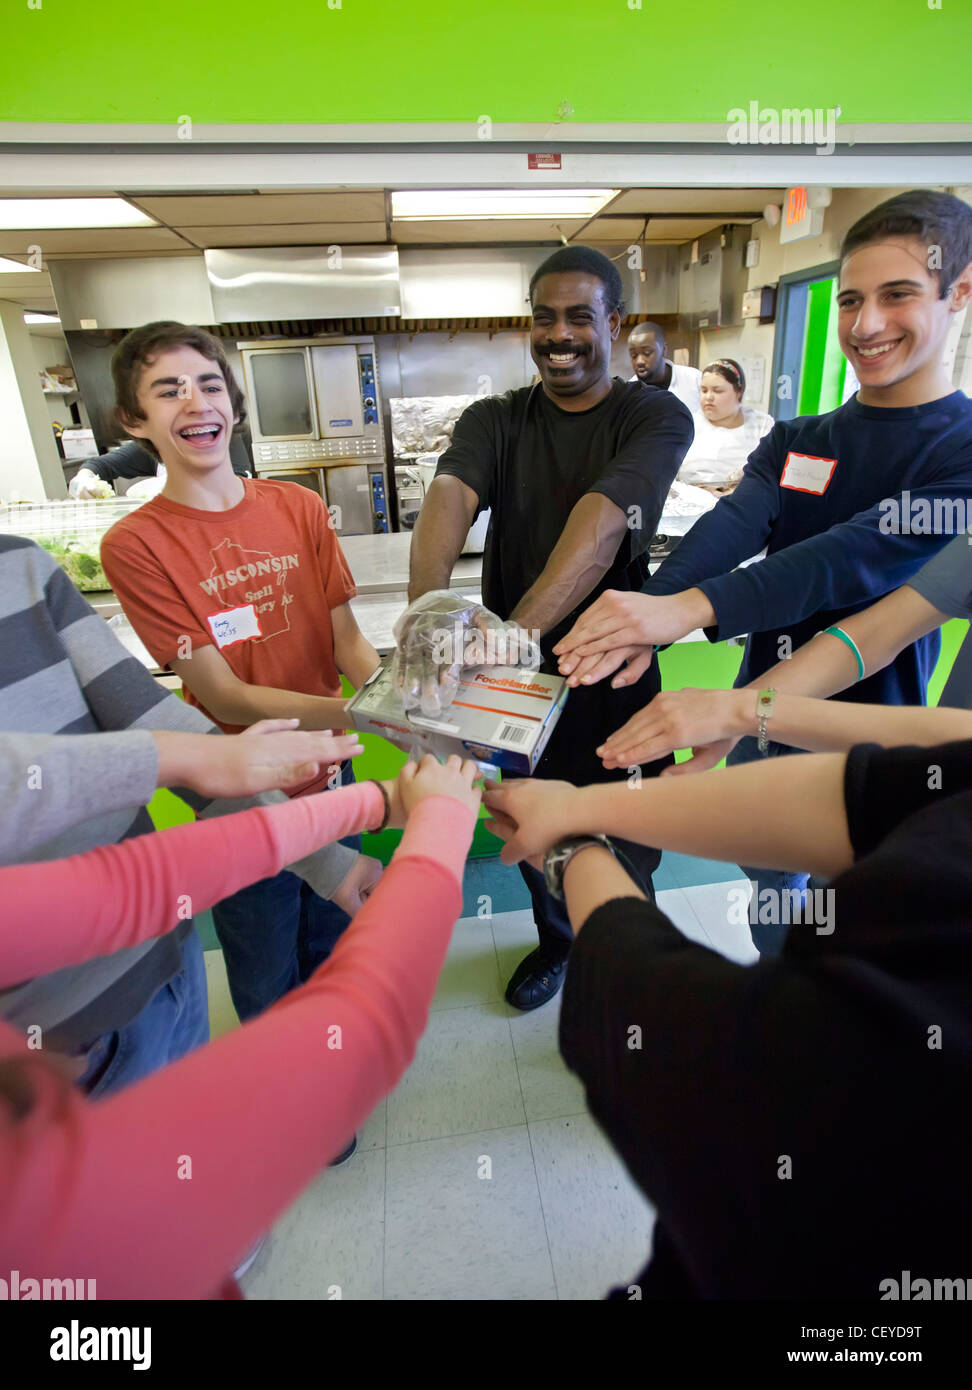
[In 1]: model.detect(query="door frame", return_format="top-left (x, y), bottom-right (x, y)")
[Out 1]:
top-left (769, 259), bottom-right (840, 421)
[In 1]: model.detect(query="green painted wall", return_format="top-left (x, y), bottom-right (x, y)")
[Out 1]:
top-left (2, 1), bottom-right (971, 127)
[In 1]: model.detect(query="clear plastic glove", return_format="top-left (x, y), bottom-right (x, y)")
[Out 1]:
top-left (391, 589), bottom-right (540, 718)
top-left (69, 468), bottom-right (113, 500)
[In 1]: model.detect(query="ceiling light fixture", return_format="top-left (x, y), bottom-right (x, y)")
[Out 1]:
top-left (24, 312), bottom-right (61, 325)
top-left (0, 255), bottom-right (40, 273)
top-left (0, 198), bottom-right (157, 230)
top-left (391, 190), bottom-right (618, 221)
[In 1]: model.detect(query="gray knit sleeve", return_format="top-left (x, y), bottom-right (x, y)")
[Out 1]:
top-left (0, 730), bottom-right (158, 864)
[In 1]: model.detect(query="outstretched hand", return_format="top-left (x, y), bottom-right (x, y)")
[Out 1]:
top-left (552, 591), bottom-right (701, 688)
top-left (597, 688), bottom-right (749, 772)
top-left (483, 778), bottom-right (580, 866)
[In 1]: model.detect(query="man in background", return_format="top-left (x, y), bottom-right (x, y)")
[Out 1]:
top-left (628, 320), bottom-right (702, 414)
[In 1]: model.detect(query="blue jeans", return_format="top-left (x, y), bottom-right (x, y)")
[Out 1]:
top-left (211, 762), bottom-right (361, 1021)
top-left (726, 735), bottom-right (810, 958)
top-left (75, 927), bottom-right (210, 1099)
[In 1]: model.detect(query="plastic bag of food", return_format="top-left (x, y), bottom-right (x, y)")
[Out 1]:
top-left (390, 589), bottom-right (540, 718)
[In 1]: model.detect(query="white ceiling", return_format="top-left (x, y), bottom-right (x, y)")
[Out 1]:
top-left (0, 185), bottom-right (785, 311)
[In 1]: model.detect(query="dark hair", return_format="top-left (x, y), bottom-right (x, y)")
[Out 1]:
top-left (840, 190), bottom-right (972, 299)
top-left (629, 320), bottom-right (666, 350)
top-left (528, 246), bottom-right (625, 315)
top-left (702, 358), bottom-right (745, 396)
top-left (111, 321), bottom-right (246, 460)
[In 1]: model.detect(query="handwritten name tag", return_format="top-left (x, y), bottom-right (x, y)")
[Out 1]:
top-left (206, 604), bottom-right (262, 649)
top-left (780, 451), bottom-right (838, 495)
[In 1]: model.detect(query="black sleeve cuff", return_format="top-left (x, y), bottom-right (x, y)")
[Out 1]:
top-left (844, 738), bottom-right (972, 860)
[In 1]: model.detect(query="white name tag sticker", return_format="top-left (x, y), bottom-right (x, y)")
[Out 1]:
top-left (780, 451), bottom-right (837, 494)
top-left (206, 604), bottom-right (262, 649)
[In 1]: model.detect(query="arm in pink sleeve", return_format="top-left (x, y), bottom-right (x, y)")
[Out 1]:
top-left (0, 796), bottom-right (476, 1299)
top-left (0, 781), bottom-right (385, 987)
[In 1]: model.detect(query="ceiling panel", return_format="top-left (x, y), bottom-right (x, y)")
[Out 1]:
top-left (0, 227), bottom-right (189, 255)
top-left (611, 188), bottom-right (785, 215)
top-left (130, 192), bottom-right (387, 225)
top-left (391, 218), bottom-right (588, 244)
top-left (0, 280), bottom-right (57, 307)
top-left (184, 221), bottom-right (387, 248)
top-left (581, 216), bottom-right (725, 242)
top-left (586, 216), bottom-right (729, 242)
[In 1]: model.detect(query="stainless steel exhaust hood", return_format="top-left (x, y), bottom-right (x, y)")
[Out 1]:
top-left (49, 255), bottom-right (216, 331)
top-left (205, 246), bottom-right (400, 322)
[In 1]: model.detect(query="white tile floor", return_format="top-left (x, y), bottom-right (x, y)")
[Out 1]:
top-left (203, 879), bottom-right (755, 1300)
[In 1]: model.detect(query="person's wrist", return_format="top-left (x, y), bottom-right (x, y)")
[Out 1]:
top-left (676, 588), bottom-right (716, 637)
top-left (152, 730), bottom-right (194, 789)
top-left (734, 688), bottom-right (759, 738)
top-left (380, 778), bottom-right (404, 829)
top-left (556, 783), bottom-right (595, 840)
top-left (562, 843), bottom-right (617, 893)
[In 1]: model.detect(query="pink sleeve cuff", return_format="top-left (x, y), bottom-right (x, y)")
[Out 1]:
top-left (393, 795), bottom-right (478, 885)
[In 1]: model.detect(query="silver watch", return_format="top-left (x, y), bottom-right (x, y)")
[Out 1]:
top-left (543, 835), bottom-right (616, 901)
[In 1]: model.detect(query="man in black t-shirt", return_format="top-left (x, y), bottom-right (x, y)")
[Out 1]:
top-left (406, 246), bottom-right (693, 1009)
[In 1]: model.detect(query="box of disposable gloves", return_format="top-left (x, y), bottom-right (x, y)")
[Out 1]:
top-left (348, 657), bottom-right (568, 775)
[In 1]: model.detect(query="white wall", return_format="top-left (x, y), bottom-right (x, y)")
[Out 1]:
top-left (28, 331), bottom-right (91, 432)
top-left (0, 302), bottom-right (65, 499)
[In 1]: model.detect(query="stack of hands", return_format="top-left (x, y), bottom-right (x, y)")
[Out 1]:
top-left (551, 589), bottom-right (693, 691)
top-left (391, 590), bottom-right (540, 718)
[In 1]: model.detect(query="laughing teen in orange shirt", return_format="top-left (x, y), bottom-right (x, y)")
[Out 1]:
top-left (101, 323), bottom-right (383, 1089)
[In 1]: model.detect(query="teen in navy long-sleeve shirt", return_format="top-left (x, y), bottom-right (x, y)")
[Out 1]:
top-left (642, 390), bottom-right (972, 707)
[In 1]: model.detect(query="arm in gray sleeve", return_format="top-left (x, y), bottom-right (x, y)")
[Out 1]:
top-left (906, 533), bottom-right (972, 620)
top-left (128, 693), bottom-right (359, 898)
top-left (0, 731), bottom-right (158, 864)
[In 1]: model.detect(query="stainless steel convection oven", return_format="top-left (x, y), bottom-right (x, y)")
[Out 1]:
top-left (238, 335), bottom-right (390, 535)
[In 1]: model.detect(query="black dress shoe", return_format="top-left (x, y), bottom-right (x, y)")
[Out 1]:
top-left (329, 1134), bottom-right (357, 1166)
top-left (505, 949), bottom-right (567, 1011)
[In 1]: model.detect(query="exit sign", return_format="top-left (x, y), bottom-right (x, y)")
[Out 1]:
top-left (779, 186), bottom-right (824, 244)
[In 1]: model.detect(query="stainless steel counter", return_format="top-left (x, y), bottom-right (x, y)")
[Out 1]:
top-left (340, 532), bottom-right (482, 596)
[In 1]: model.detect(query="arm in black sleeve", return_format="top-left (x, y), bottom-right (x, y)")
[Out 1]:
top-left (557, 884), bottom-right (970, 1296)
top-left (86, 441), bottom-right (159, 483)
top-left (557, 902), bottom-right (817, 1294)
top-left (586, 390), bottom-right (694, 559)
top-left (842, 737), bottom-right (972, 859)
top-left (432, 397), bottom-right (499, 514)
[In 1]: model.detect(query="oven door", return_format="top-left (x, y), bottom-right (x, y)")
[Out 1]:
top-left (242, 348), bottom-right (316, 442)
top-left (324, 464), bottom-right (374, 535)
top-left (256, 466), bottom-right (327, 502)
top-left (310, 344), bottom-right (364, 439)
